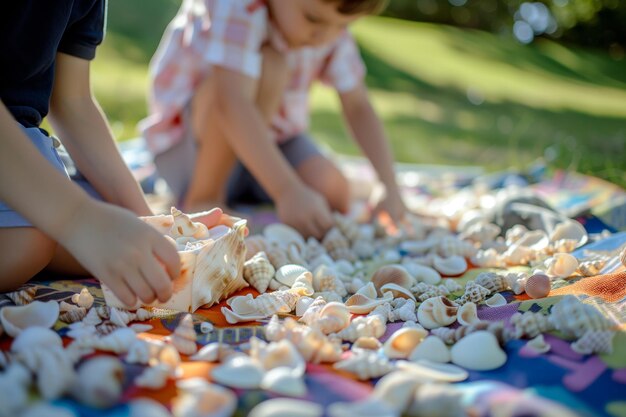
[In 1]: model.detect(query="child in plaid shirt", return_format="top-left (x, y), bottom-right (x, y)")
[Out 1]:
top-left (142, 0), bottom-right (406, 238)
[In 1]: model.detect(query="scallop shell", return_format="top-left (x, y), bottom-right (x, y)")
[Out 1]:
top-left (450, 331), bottom-right (506, 371)
top-left (485, 293), bottom-right (507, 307)
top-left (570, 330), bottom-right (615, 355)
top-left (5, 286), bottom-right (37, 306)
top-left (243, 252), bottom-right (275, 293)
top-left (383, 327), bottom-right (428, 359)
top-left (334, 352), bottom-right (396, 380)
top-left (417, 296), bottom-right (458, 329)
top-left (264, 223), bottom-right (305, 250)
top-left (510, 311), bottom-right (554, 339)
top-left (408, 335), bottom-right (450, 363)
top-left (457, 302), bottom-right (479, 326)
top-left (371, 265), bottom-right (414, 293)
top-left (0, 301), bottom-right (59, 337)
top-left (548, 295), bottom-right (613, 339)
top-left (525, 273), bottom-right (551, 299)
top-left (248, 398), bottom-right (323, 417)
top-left (103, 219), bottom-right (248, 312)
top-left (402, 263), bottom-right (441, 285)
top-left (211, 356), bottom-right (265, 389)
top-left (276, 264), bottom-right (309, 287)
top-left (335, 315), bottom-right (386, 342)
top-left (545, 253), bottom-right (579, 278)
top-left (432, 255), bottom-right (467, 276)
top-left (455, 281), bottom-right (490, 306)
top-left (167, 314), bottom-right (197, 355)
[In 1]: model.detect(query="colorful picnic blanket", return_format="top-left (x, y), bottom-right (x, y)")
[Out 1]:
top-left (1, 229), bottom-right (625, 417)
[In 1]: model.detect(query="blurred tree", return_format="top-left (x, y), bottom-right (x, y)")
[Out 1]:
top-left (383, 0), bottom-right (625, 54)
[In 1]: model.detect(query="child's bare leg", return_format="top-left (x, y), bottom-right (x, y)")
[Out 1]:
top-left (297, 155), bottom-right (350, 214)
top-left (0, 228), bottom-right (56, 292)
top-left (183, 44), bottom-right (288, 211)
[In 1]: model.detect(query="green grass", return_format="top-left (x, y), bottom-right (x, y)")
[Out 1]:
top-left (91, 2), bottom-right (626, 188)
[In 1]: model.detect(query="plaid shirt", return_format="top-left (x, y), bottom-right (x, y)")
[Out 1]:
top-left (140, 0), bottom-right (366, 155)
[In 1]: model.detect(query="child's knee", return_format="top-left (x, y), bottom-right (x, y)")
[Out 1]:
top-left (0, 229), bottom-right (56, 292)
top-left (299, 156), bottom-right (350, 213)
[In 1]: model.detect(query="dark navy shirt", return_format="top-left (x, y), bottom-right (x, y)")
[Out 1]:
top-left (0, 0), bottom-right (106, 128)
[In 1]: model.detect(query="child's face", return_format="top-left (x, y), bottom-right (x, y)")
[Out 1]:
top-left (268, 0), bottom-right (362, 48)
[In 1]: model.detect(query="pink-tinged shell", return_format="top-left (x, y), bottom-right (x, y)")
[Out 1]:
top-left (417, 296), bottom-right (458, 329)
top-left (525, 273), bottom-right (551, 299)
top-left (432, 255), bottom-right (467, 276)
top-left (371, 265), bottom-right (414, 293)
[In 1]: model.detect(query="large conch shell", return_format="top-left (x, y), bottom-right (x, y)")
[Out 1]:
top-left (103, 211), bottom-right (248, 312)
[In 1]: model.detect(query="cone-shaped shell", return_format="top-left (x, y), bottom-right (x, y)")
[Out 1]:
top-left (168, 314), bottom-right (197, 355)
top-left (243, 252), bottom-right (275, 293)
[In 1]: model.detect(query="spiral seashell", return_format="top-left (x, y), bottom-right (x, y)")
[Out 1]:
top-left (457, 302), bottom-right (479, 326)
top-left (571, 330), bottom-right (615, 355)
top-left (322, 227), bottom-right (355, 261)
top-left (475, 272), bottom-right (508, 294)
top-left (431, 320), bottom-right (510, 345)
top-left (5, 286), bottom-right (37, 306)
top-left (525, 334), bottom-right (551, 354)
top-left (291, 271), bottom-right (315, 296)
top-left (390, 299), bottom-right (417, 322)
top-left (59, 305), bottom-right (87, 324)
top-left (167, 314), bottom-right (197, 355)
top-left (333, 213), bottom-right (360, 243)
top-left (417, 296), bottom-right (458, 329)
top-left (577, 258), bottom-right (606, 277)
top-left (548, 296), bottom-right (614, 339)
top-left (69, 288), bottom-right (94, 309)
top-left (333, 352), bottom-right (396, 380)
top-left (243, 252), bottom-right (275, 293)
top-left (371, 265), bottom-right (414, 294)
top-left (335, 315), bottom-right (386, 342)
top-left (109, 308), bottom-right (135, 327)
top-left (247, 289), bottom-right (301, 316)
top-left (312, 265), bottom-right (347, 297)
top-left (169, 207), bottom-right (209, 239)
top-left (383, 327), bottom-right (428, 359)
top-left (455, 281), bottom-right (490, 306)
top-left (265, 243), bottom-right (291, 270)
top-left (525, 273), bottom-right (551, 299)
top-left (510, 311), bottom-right (554, 339)
top-left (313, 302), bottom-right (351, 334)
top-left (264, 317), bottom-right (342, 363)
top-left (299, 296), bottom-right (327, 326)
top-left (245, 235), bottom-right (269, 260)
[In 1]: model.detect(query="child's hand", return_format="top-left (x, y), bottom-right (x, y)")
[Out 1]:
top-left (189, 207), bottom-right (249, 236)
top-left (276, 185), bottom-right (334, 239)
top-left (57, 200), bottom-right (180, 307)
top-left (373, 187), bottom-right (407, 226)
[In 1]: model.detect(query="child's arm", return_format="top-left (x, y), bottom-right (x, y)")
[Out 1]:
top-left (212, 66), bottom-right (334, 238)
top-left (48, 53), bottom-right (152, 216)
top-left (0, 102), bottom-right (179, 306)
top-left (340, 84), bottom-right (407, 222)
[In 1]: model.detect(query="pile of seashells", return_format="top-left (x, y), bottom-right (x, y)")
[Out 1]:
top-left (0, 207), bottom-right (621, 417)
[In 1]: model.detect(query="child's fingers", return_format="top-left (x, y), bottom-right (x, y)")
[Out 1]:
top-left (189, 207), bottom-right (223, 227)
top-left (153, 235), bottom-right (181, 280)
top-left (124, 269), bottom-right (157, 305)
top-left (110, 277), bottom-right (137, 308)
top-left (141, 259), bottom-right (174, 303)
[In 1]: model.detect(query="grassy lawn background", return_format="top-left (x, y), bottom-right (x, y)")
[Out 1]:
top-left (90, 0), bottom-right (626, 188)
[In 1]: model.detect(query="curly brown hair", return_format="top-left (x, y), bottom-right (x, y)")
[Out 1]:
top-left (323, 0), bottom-right (389, 16)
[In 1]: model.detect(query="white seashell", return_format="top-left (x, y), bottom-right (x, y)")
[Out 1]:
top-left (276, 264), bottom-right (309, 287)
top-left (128, 399), bottom-right (173, 417)
top-left (548, 295), bottom-right (613, 339)
top-left (352, 336), bottom-right (383, 353)
top-left (11, 327), bottom-right (62, 352)
top-left (92, 327), bottom-right (138, 354)
top-left (327, 398), bottom-right (398, 417)
top-left (402, 263), bottom-right (441, 285)
top-left (169, 207), bottom-right (210, 239)
top-left (0, 364), bottom-right (30, 416)
top-left (371, 265), bottom-right (415, 292)
top-left (432, 255), bottom-right (467, 276)
top-left (190, 343), bottom-right (237, 363)
top-left (333, 352), bottom-right (396, 380)
top-left (250, 338), bottom-right (306, 376)
top-left (308, 253), bottom-right (335, 271)
top-left (71, 288), bottom-right (94, 309)
top-left (335, 315), bottom-right (386, 342)
top-left (549, 220), bottom-right (587, 248)
top-left (417, 296), bottom-right (458, 329)
top-left (514, 229), bottom-right (549, 251)
top-left (450, 331), bottom-right (507, 371)
top-left (400, 239), bottom-right (438, 255)
top-left (407, 381), bottom-right (464, 417)
top-left (200, 321), bottom-right (214, 334)
top-left (334, 259), bottom-right (355, 275)
top-left (211, 356), bottom-right (265, 389)
top-left (264, 223), bottom-right (305, 250)
top-left (396, 359), bottom-right (468, 382)
top-left (16, 344), bottom-right (75, 400)
top-left (372, 371), bottom-right (423, 413)
top-left (173, 378), bottom-right (237, 417)
top-left (389, 298), bottom-right (417, 322)
top-left (408, 336), bottom-right (450, 363)
top-left (167, 314), bottom-right (197, 355)
top-left (344, 290), bottom-right (394, 315)
top-left (103, 218), bottom-right (248, 312)
top-left (109, 307), bottom-right (133, 327)
top-left (383, 327), bottom-right (428, 359)
top-left (291, 271), bottom-right (315, 296)
top-left (526, 334), bottom-right (551, 354)
top-left (380, 283), bottom-right (416, 301)
top-left (243, 252), bottom-right (275, 293)
top-left (295, 296), bottom-right (315, 317)
top-left (0, 301), bottom-right (59, 337)
top-left (314, 302), bottom-right (351, 334)
top-left (485, 293), bottom-right (507, 307)
top-left (135, 363), bottom-right (171, 390)
top-left (20, 403), bottom-right (78, 417)
top-left (312, 265), bottom-right (347, 296)
top-left (248, 398), bottom-right (323, 417)
top-left (545, 253), bottom-right (579, 278)
top-left (260, 367), bottom-right (307, 397)
top-left (72, 357), bottom-right (124, 408)
top-left (129, 323), bottom-right (152, 334)
top-left (571, 330), bottom-right (615, 355)
top-left (457, 302), bottom-right (479, 326)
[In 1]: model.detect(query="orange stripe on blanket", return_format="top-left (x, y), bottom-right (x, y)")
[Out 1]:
top-left (550, 271), bottom-right (626, 303)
